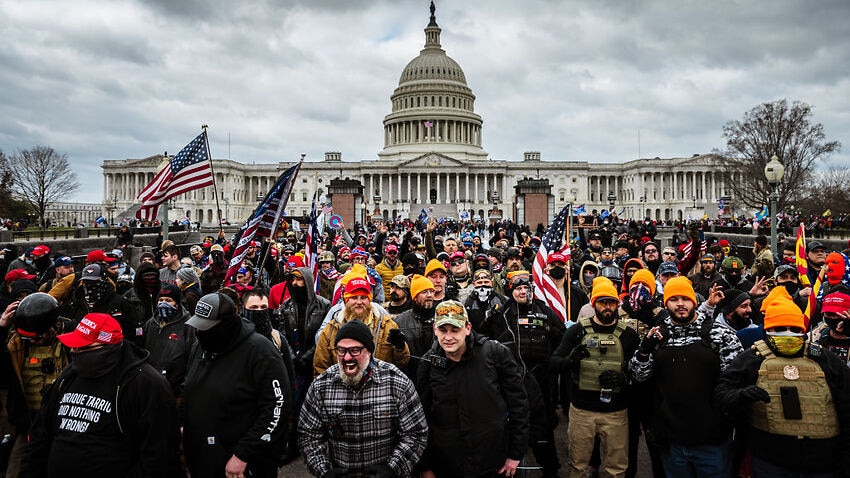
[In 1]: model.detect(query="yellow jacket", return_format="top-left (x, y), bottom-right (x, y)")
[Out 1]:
top-left (313, 303), bottom-right (410, 377)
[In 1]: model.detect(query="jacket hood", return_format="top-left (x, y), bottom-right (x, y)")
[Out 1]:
top-left (578, 260), bottom-right (600, 292)
top-left (134, 262), bottom-right (161, 294)
top-left (620, 257), bottom-right (646, 292)
top-left (295, 266), bottom-right (317, 302)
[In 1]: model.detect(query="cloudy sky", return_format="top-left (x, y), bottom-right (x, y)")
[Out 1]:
top-left (2, 0), bottom-right (848, 203)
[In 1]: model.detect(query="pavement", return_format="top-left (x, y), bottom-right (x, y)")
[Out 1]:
top-left (279, 409), bottom-right (656, 477)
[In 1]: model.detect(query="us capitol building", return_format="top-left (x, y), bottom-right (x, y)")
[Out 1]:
top-left (102, 4), bottom-right (738, 228)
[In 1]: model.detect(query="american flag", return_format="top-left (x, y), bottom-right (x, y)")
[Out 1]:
top-left (532, 203), bottom-right (572, 323)
top-left (321, 204), bottom-right (333, 215)
top-left (225, 163), bottom-right (301, 282)
top-left (136, 131), bottom-right (214, 221)
top-left (423, 120), bottom-right (434, 128)
top-left (305, 191), bottom-right (321, 292)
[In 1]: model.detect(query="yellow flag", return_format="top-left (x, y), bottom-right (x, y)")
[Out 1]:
top-left (822, 209), bottom-right (832, 217)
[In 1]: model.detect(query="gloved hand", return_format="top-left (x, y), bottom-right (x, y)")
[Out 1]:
top-left (741, 385), bottom-right (771, 403)
top-left (325, 467), bottom-right (349, 478)
top-left (364, 464), bottom-right (395, 478)
top-left (599, 370), bottom-right (627, 389)
top-left (566, 343), bottom-right (590, 365)
top-left (293, 355), bottom-right (311, 375)
top-left (548, 355), bottom-right (567, 373)
top-left (638, 330), bottom-right (662, 356)
top-left (688, 221), bottom-right (701, 241)
top-left (388, 328), bottom-right (407, 349)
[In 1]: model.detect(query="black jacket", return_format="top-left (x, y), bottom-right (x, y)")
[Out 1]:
top-left (124, 263), bottom-right (161, 323)
top-left (394, 306), bottom-right (436, 380)
top-left (491, 298), bottom-right (566, 372)
top-left (70, 284), bottom-right (145, 347)
top-left (183, 321), bottom-right (291, 477)
top-left (416, 333), bottom-right (529, 477)
top-left (278, 266), bottom-right (330, 377)
top-left (20, 342), bottom-right (182, 478)
top-left (142, 306), bottom-right (196, 397)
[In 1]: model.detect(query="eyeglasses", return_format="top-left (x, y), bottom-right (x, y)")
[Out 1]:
top-left (450, 260), bottom-right (465, 266)
top-left (644, 249), bottom-right (658, 254)
top-left (662, 252), bottom-right (676, 256)
top-left (335, 346), bottom-right (365, 357)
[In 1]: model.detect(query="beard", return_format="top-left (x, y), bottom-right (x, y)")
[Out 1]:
top-left (595, 308), bottom-right (618, 325)
top-left (670, 306), bottom-right (697, 324)
top-left (339, 360), bottom-right (367, 386)
top-left (344, 302), bottom-right (371, 322)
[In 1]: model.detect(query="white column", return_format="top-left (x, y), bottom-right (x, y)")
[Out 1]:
top-left (465, 173), bottom-right (470, 201)
top-left (427, 174), bottom-right (431, 203)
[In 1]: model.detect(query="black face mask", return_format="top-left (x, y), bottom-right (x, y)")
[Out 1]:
top-left (290, 284), bottom-right (308, 303)
top-left (549, 266), bottom-right (566, 280)
top-left (781, 282), bottom-right (799, 295)
top-left (723, 272), bottom-right (741, 284)
top-left (71, 343), bottom-right (123, 379)
top-left (84, 280), bottom-right (111, 306)
top-left (244, 309), bottom-right (272, 337)
top-left (826, 318), bottom-right (846, 333)
top-left (196, 318), bottom-right (242, 353)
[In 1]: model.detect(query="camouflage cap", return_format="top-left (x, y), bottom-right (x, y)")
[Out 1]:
top-left (434, 300), bottom-right (469, 329)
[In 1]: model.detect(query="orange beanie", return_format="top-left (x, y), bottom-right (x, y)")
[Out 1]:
top-left (663, 276), bottom-right (696, 305)
top-left (629, 269), bottom-right (657, 296)
top-left (409, 274), bottom-right (435, 300)
top-left (590, 276), bottom-right (620, 306)
top-left (762, 286), bottom-right (805, 330)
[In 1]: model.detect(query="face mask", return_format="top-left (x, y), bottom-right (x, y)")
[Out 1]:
top-left (290, 283), bottom-right (308, 303)
top-left (474, 286), bottom-right (492, 303)
top-left (826, 317), bottom-right (845, 333)
top-left (781, 282), bottom-right (799, 295)
top-left (196, 318), bottom-right (242, 353)
top-left (724, 272), bottom-right (740, 284)
top-left (767, 332), bottom-right (805, 356)
top-left (71, 343), bottom-right (123, 379)
top-left (549, 266), bottom-right (566, 280)
top-left (583, 273), bottom-right (597, 287)
top-left (84, 280), bottom-right (110, 306)
top-left (25, 258), bottom-right (33, 266)
top-left (244, 309), bottom-right (272, 337)
top-left (157, 302), bottom-right (180, 321)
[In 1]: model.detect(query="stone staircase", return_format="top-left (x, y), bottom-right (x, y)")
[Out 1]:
top-left (409, 203), bottom-right (463, 220)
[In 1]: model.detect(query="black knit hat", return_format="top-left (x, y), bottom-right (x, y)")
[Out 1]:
top-left (721, 288), bottom-right (751, 315)
top-left (335, 320), bottom-right (375, 353)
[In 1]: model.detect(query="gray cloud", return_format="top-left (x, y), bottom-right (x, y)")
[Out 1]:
top-left (1, 0), bottom-right (847, 203)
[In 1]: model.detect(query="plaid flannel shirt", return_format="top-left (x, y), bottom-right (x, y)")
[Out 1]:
top-left (298, 358), bottom-right (428, 477)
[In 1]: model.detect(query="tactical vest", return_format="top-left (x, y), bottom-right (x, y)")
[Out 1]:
top-left (516, 310), bottom-right (552, 363)
top-left (577, 317), bottom-right (626, 392)
top-left (749, 340), bottom-right (839, 439)
top-left (21, 341), bottom-right (67, 411)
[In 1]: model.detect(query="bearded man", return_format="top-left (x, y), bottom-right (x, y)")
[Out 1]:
top-left (299, 320), bottom-right (428, 478)
top-left (312, 277), bottom-right (409, 377)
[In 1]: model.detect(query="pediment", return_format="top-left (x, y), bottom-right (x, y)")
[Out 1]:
top-left (398, 153), bottom-right (466, 168)
top-left (126, 155), bottom-right (168, 167)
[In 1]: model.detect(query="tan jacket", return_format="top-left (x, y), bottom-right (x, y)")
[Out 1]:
top-left (313, 303), bottom-right (410, 377)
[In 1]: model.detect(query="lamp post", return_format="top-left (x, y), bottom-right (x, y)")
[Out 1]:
top-left (764, 155), bottom-right (786, 257)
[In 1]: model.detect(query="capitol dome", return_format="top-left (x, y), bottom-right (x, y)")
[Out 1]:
top-left (379, 2), bottom-right (487, 161)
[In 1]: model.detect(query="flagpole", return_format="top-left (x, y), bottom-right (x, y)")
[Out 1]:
top-left (202, 125), bottom-right (224, 235)
top-left (566, 202), bottom-right (572, 323)
top-left (255, 155), bottom-right (305, 288)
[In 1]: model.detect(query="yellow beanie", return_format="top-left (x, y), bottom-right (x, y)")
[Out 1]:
top-left (425, 259), bottom-right (447, 277)
top-left (663, 276), bottom-right (696, 305)
top-left (629, 269), bottom-right (657, 296)
top-left (340, 264), bottom-right (368, 287)
top-left (762, 286), bottom-right (805, 330)
top-left (409, 274), bottom-right (435, 300)
top-left (590, 276), bottom-right (620, 306)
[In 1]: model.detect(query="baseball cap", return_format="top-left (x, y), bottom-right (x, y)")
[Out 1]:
top-left (32, 245), bottom-right (50, 257)
top-left (547, 253), bottom-right (568, 265)
top-left (390, 275), bottom-right (411, 289)
top-left (822, 291), bottom-right (850, 314)
top-left (773, 264), bottom-right (798, 279)
top-left (807, 241), bottom-right (826, 253)
top-left (385, 243), bottom-right (399, 253)
top-left (187, 293), bottom-right (238, 331)
top-left (210, 244), bottom-right (224, 253)
top-left (86, 249), bottom-right (116, 264)
top-left (721, 256), bottom-right (745, 271)
top-left (80, 264), bottom-right (105, 281)
top-left (449, 251), bottom-right (466, 262)
top-left (53, 256), bottom-right (73, 267)
top-left (5, 269), bottom-right (36, 283)
top-left (57, 313), bottom-right (123, 348)
top-left (656, 262), bottom-right (679, 277)
top-left (434, 300), bottom-right (469, 329)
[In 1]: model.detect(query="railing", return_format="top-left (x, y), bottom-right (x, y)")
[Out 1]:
top-left (9, 225), bottom-right (186, 242)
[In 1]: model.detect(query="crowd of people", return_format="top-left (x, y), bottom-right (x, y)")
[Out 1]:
top-left (0, 211), bottom-right (848, 477)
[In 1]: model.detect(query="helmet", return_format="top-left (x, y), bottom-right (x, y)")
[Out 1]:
top-left (318, 251), bottom-right (335, 263)
top-left (600, 265), bottom-right (623, 285)
top-left (15, 292), bottom-right (60, 336)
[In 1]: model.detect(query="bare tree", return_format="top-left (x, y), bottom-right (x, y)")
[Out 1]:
top-left (7, 146), bottom-right (80, 227)
top-left (714, 99), bottom-right (841, 211)
top-left (798, 167), bottom-right (850, 216)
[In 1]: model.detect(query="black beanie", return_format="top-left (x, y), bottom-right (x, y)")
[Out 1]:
top-left (402, 252), bottom-right (419, 267)
top-left (158, 283), bottom-right (182, 304)
top-left (335, 320), bottom-right (375, 353)
top-left (721, 288), bottom-right (751, 315)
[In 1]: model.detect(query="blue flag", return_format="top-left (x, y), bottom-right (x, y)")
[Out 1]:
top-left (755, 206), bottom-right (768, 220)
top-left (573, 204), bottom-right (586, 215)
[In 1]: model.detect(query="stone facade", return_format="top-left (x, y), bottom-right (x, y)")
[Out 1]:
top-left (101, 6), bottom-right (737, 226)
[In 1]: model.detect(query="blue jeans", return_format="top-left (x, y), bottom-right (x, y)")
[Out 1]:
top-left (751, 455), bottom-right (840, 478)
top-left (660, 440), bottom-right (731, 478)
